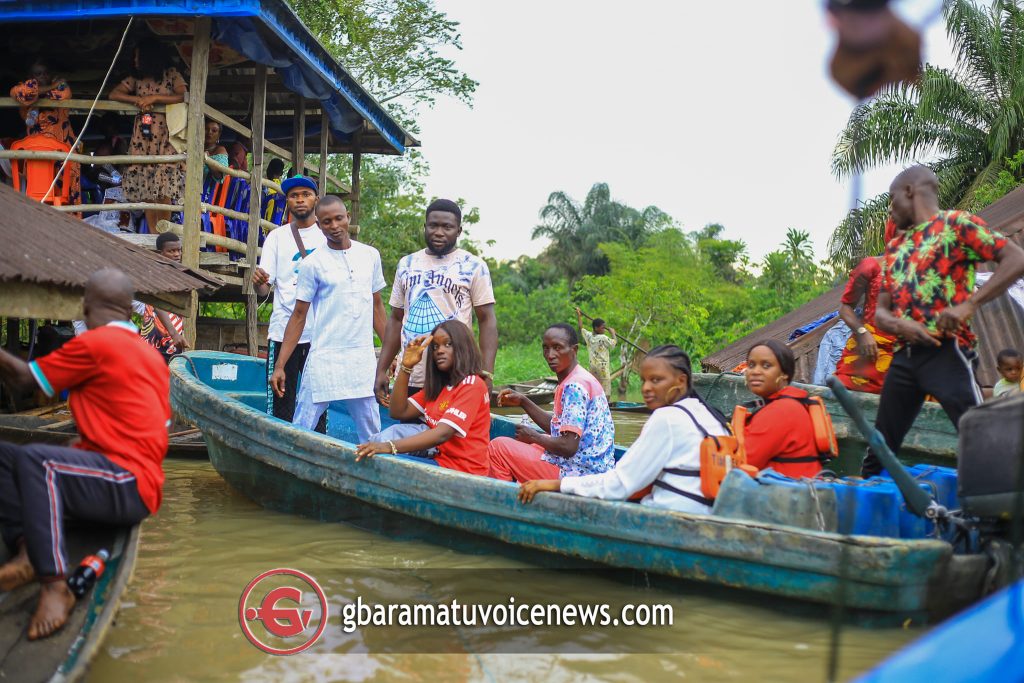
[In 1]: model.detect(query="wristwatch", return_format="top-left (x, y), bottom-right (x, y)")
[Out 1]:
top-left (856, 326), bottom-right (869, 335)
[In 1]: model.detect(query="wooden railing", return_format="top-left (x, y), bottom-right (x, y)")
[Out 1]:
top-left (0, 96), bottom-right (348, 192)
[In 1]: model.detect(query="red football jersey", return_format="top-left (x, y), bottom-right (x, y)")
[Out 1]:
top-left (409, 375), bottom-right (491, 475)
top-left (31, 322), bottom-right (171, 512)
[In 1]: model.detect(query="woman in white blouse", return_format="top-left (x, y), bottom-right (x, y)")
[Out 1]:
top-left (518, 345), bottom-right (730, 514)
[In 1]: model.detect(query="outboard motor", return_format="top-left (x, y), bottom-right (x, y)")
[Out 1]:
top-left (958, 393), bottom-right (1024, 523)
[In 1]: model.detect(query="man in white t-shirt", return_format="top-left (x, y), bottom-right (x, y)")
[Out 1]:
top-left (374, 199), bottom-right (498, 401)
top-left (271, 196), bottom-right (387, 442)
top-left (252, 176), bottom-right (328, 426)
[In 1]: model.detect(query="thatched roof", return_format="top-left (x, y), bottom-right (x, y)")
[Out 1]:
top-left (702, 186), bottom-right (1024, 388)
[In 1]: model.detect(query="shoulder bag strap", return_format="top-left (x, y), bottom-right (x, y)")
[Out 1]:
top-left (291, 224), bottom-right (309, 259)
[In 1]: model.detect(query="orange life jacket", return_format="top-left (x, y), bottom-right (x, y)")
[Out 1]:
top-left (732, 394), bottom-right (839, 467)
top-left (654, 404), bottom-right (756, 506)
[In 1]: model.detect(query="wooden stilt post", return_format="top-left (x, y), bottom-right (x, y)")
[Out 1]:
top-left (180, 17), bottom-right (211, 347)
top-left (318, 109), bottom-right (329, 198)
top-left (351, 129), bottom-right (362, 230)
top-left (243, 65), bottom-right (268, 357)
top-left (293, 94), bottom-right (305, 178)
top-left (4, 318), bottom-right (19, 352)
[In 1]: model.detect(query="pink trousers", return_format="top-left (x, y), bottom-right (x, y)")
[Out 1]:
top-left (487, 437), bottom-right (561, 482)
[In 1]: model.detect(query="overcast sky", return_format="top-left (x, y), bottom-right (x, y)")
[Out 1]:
top-left (416, 0), bottom-right (955, 264)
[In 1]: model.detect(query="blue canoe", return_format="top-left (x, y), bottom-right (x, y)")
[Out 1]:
top-left (855, 579), bottom-right (1024, 682)
top-left (170, 352), bottom-right (988, 619)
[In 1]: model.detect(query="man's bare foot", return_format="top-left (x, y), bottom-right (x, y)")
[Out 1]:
top-left (0, 544), bottom-right (35, 591)
top-left (28, 581), bottom-right (76, 640)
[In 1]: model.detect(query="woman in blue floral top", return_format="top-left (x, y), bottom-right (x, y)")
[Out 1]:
top-left (488, 323), bottom-right (616, 481)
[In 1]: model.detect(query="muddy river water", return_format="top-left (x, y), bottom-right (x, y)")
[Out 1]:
top-left (87, 412), bottom-right (921, 682)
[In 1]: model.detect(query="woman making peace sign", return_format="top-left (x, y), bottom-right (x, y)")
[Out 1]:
top-left (355, 321), bottom-right (491, 475)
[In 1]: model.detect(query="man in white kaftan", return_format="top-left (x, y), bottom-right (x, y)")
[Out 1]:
top-left (270, 196), bottom-right (387, 442)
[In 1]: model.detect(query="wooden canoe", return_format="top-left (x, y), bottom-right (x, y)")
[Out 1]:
top-left (490, 377), bottom-right (558, 407)
top-left (0, 524), bottom-right (140, 683)
top-left (170, 352), bottom-right (988, 619)
top-left (0, 411), bottom-right (208, 459)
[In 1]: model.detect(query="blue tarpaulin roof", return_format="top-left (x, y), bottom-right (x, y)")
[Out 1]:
top-left (0, 0), bottom-right (416, 155)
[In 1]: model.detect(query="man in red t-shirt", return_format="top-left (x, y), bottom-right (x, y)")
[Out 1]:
top-left (0, 268), bottom-right (170, 640)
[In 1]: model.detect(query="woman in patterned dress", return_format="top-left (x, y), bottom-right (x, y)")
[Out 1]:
top-left (10, 60), bottom-right (80, 204)
top-left (487, 323), bottom-right (616, 482)
top-left (108, 43), bottom-right (187, 232)
top-left (833, 219), bottom-right (900, 394)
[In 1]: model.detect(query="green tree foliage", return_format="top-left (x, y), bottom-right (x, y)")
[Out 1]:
top-left (532, 183), bottom-right (673, 283)
top-left (570, 227), bottom-right (831, 364)
top-left (492, 280), bottom-right (572, 347)
top-left (972, 150), bottom-right (1024, 210)
top-left (288, 0), bottom-right (477, 128)
top-left (287, 0), bottom-right (479, 282)
top-left (829, 0), bottom-right (1024, 269)
top-left (349, 158), bottom-right (430, 278)
top-left (692, 223), bottom-right (748, 284)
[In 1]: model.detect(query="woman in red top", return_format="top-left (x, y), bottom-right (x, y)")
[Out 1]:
top-left (834, 218), bottom-right (900, 394)
top-left (742, 340), bottom-right (822, 479)
top-left (355, 321), bottom-right (491, 475)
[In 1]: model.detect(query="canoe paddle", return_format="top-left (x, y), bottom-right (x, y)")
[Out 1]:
top-left (825, 376), bottom-right (945, 521)
top-left (576, 308), bottom-right (647, 355)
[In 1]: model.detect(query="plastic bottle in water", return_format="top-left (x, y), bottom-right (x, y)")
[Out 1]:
top-left (25, 109), bottom-right (39, 128)
top-left (140, 112), bottom-right (154, 140)
top-left (67, 549), bottom-right (110, 598)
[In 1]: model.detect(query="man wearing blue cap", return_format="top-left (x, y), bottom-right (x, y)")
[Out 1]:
top-left (252, 175), bottom-right (327, 427)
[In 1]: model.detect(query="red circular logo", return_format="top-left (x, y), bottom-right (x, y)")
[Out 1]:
top-left (238, 568), bottom-right (328, 655)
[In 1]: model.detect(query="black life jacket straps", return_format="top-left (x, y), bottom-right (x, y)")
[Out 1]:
top-left (650, 404), bottom-right (714, 506)
top-left (652, 479), bottom-right (714, 507)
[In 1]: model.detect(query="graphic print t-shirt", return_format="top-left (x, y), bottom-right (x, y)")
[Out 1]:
top-left (390, 248), bottom-right (495, 385)
top-left (257, 223), bottom-right (327, 343)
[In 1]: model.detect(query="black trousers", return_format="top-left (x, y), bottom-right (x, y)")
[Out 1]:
top-left (0, 441), bottom-right (150, 578)
top-left (266, 340), bottom-right (325, 433)
top-left (862, 339), bottom-right (981, 477)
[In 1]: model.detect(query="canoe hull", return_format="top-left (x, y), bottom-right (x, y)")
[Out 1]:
top-left (0, 413), bottom-right (207, 459)
top-left (0, 524), bottom-right (139, 683)
top-left (490, 378), bottom-right (557, 407)
top-left (172, 352), bottom-right (987, 620)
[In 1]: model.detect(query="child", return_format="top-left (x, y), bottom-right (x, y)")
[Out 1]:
top-left (993, 348), bottom-right (1023, 399)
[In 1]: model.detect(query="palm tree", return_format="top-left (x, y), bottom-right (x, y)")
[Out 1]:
top-left (533, 182), bottom-right (668, 282)
top-left (829, 0), bottom-right (1024, 269)
top-left (783, 228), bottom-right (814, 264)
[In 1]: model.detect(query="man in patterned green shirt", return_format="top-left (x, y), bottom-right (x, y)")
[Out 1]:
top-left (576, 308), bottom-right (617, 396)
top-left (862, 165), bottom-right (1024, 477)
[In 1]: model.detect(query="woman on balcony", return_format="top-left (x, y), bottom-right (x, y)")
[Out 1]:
top-left (10, 59), bottom-right (80, 205)
top-left (108, 42), bottom-right (186, 232)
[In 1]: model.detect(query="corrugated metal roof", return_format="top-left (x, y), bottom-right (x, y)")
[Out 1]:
top-left (0, 183), bottom-right (221, 295)
top-left (702, 286), bottom-right (846, 376)
top-left (702, 186), bottom-right (1024, 387)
